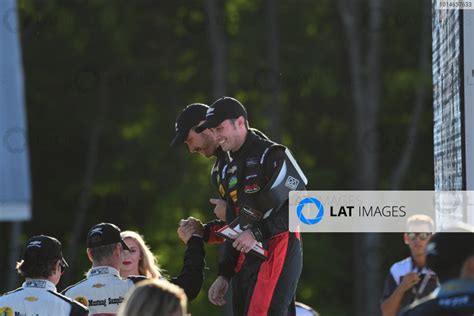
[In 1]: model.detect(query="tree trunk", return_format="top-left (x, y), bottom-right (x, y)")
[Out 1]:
top-left (266, 0), bottom-right (282, 141)
top-left (7, 222), bottom-right (22, 289)
top-left (391, 0), bottom-right (430, 190)
top-left (362, 1), bottom-right (384, 315)
top-left (338, 0), bottom-right (384, 314)
top-left (337, 0), bottom-right (365, 186)
top-left (205, 0), bottom-right (227, 99)
top-left (205, 2), bottom-right (231, 315)
top-left (62, 70), bottom-right (109, 286)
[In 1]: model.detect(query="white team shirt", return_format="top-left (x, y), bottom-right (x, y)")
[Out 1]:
top-left (63, 266), bottom-right (140, 315)
top-left (0, 279), bottom-right (87, 316)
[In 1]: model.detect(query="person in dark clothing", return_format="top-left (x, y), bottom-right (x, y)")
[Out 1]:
top-left (171, 103), bottom-right (228, 241)
top-left (196, 96), bottom-right (305, 316)
top-left (171, 103), bottom-right (270, 233)
top-left (399, 225), bottom-right (474, 316)
top-left (380, 215), bottom-right (438, 316)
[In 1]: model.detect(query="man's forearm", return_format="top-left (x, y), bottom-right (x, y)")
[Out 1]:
top-left (380, 286), bottom-right (406, 316)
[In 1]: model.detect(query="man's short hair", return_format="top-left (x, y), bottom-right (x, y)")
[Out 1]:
top-left (229, 117), bottom-right (249, 130)
top-left (16, 259), bottom-right (57, 279)
top-left (406, 214), bottom-right (434, 232)
top-left (89, 243), bottom-right (118, 263)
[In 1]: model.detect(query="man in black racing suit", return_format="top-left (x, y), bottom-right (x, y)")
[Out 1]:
top-left (171, 103), bottom-right (228, 242)
top-left (171, 103), bottom-right (269, 244)
top-left (196, 96), bottom-right (305, 316)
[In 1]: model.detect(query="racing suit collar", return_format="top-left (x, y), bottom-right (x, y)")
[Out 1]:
top-left (410, 256), bottom-right (432, 274)
top-left (231, 129), bottom-right (257, 160)
top-left (215, 147), bottom-right (231, 163)
top-left (23, 279), bottom-right (57, 292)
top-left (87, 266), bottom-right (120, 278)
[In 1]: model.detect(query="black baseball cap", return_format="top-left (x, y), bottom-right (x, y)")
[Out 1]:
top-left (426, 226), bottom-right (474, 277)
top-left (22, 235), bottom-right (69, 268)
top-left (195, 97), bottom-right (247, 133)
top-left (86, 223), bottom-right (130, 251)
top-left (170, 103), bottom-right (209, 147)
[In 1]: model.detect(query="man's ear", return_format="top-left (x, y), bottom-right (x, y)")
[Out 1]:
top-left (116, 243), bottom-right (122, 256)
top-left (86, 248), bottom-right (94, 263)
top-left (52, 260), bottom-right (61, 274)
top-left (403, 233), bottom-right (410, 245)
top-left (237, 116), bottom-right (246, 128)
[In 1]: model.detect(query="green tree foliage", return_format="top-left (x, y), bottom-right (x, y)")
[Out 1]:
top-left (0, 0), bottom-right (432, 315)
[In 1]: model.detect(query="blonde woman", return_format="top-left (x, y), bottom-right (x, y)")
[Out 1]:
top-left (118, 279), bottom-right (187, 316)
top-left (120, 219), bottom-right (205, 302)
top-left (120, 230), bottom-right (162, 279)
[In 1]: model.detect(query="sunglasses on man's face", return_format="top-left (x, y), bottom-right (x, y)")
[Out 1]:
top-left (407, 232), bottom-right (432, 241)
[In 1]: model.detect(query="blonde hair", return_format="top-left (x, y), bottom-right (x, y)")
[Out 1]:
top-left (118, 279), bottom-right (187, 316)
top-left (406, 214), bottom-right (435, 232)
top-left (121, 231), bottom-right (162, 279)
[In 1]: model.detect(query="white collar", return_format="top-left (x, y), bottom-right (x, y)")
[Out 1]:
top-left (23, 279), bottom-right (57, 292)
top-left (87, 266), bottom-right (120, 278)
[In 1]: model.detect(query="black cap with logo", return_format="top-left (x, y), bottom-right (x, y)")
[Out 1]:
top-left (170, 103), bottom-right (209, 147)
top-left (22, 235), bottom-right (69, 268)
top-left (86, 223), bottom-right (131, 251)
top-left (195, 97), bottom-right (247, 133)
top-left (426, 226), bottom-right (474, 279)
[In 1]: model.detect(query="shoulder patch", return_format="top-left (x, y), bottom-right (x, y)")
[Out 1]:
top-left (48, 289), bottom-right (89, 315)
top-left (74, 296), bottom-right (89, 307)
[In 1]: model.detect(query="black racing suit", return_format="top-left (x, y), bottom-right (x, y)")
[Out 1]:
top-left (203, 147), bottom-right (229, 244)
top-left (204, 129), bottom-right (269, 244)
top-left (399, 279), bottom-right (474, 316)
top-left (218, 130), bottom-right (303, 316)
top-left (171, 236), bottom-right (206, 301)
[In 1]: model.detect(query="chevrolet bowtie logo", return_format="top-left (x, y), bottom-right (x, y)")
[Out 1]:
top-left (24, 297), bottom-right (39, 301)
top-left (92, 283), bottom-right (106, 288)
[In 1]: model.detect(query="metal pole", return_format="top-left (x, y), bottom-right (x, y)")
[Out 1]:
top-left (6, 221), bottom-right (22, 289)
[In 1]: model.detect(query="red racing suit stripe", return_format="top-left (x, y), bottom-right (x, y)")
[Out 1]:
top-left (247, 232), bottom-right (290, 315)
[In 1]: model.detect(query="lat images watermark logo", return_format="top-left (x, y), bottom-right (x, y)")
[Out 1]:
top-left (296, 197), bottom-right (324, 225)
top-left (290, 191), bottom-right (474, 233)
